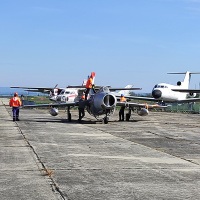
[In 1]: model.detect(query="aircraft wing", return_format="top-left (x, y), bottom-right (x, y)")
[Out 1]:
top-left (172, 89), bottom-right (200, 93)
top-left (67, 86), bottom-right (86, 89)
top-left (121, 95), bottom-right (200, 103)
top-left (11, 86), bottom-right (64, 94)
top-left (117, 101), bottom-right (167, 109)
top-left (67, 85), bottom-right (141, 91)
top-left (116, 95), bottom-right (159, 102)
top-left (175, 98), bottom-right (200, 103)
top-left (109, 87), bottom-right (141, 91)
top-left (67, 85), bottom-right (105, 90)
top-left (22, 102), bottom-right (78, 108)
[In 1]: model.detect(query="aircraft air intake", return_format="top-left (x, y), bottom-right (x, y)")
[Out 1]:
top-left (103, 94), bottom-right (116, 109)
top-left (137, 108), bottom-right (149, 116)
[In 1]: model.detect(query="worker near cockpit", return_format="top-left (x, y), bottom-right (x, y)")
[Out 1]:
top-left (9, 92), bottom-right (22, 121)
top-left (85, 72), bottom-right (95, 100)
top-left (119, 94), bottom-right (126, 121)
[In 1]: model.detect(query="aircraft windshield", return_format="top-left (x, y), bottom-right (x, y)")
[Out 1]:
top-left (60, 90), bottom-right (70, 95)
top-left (99, 87), bottom-right (110, 93)
top-left (154, 85), bottom-right (168, 89)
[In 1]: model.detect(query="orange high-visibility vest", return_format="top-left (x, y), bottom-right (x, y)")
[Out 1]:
top-left (120, 96), bottom-right (126, 102)
top-left (86, 77), bottom-right (93, 89)
top-left (9, 97), bottom-right (22, 107)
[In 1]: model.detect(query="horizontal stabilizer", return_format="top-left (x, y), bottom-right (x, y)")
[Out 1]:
top-left (168, 72), bottom-right (200, 74)
top-left (109, 87), bottom-right (141, 91)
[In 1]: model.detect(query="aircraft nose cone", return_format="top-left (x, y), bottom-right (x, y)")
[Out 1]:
top-left (152, 90), bottom-right (162, 99)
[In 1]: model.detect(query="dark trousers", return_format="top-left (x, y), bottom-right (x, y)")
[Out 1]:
top-left (85, 88), bottom-right (90, 100)
top-left (78, 108), bottom-right (85, 121)
top-left (12, 107), bottom-right (20, 121)
top-left (119, 106), bottom-right (125, 121)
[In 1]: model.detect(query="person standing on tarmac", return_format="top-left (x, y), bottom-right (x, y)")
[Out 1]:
top-left (85, 72), bottom-right (95, 100)
top-left (9, 92), bottom-right (22, 121)
top-left (119, 94), bottom-right (126, 121)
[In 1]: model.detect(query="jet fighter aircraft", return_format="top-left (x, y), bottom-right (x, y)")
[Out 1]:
top-left (21, 83), bottom-right (166, 124)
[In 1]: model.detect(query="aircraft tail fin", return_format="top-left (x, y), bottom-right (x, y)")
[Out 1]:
top-left (168, 71), bottom-right (200, 89)
top-left (119, 85), bottom-right (133, 96)
top-left (54, 84), bottom-right (58, 89)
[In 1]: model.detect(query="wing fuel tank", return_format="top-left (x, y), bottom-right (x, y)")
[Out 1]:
top-left (137, 108), bottom-right (149, 116)
top-left (49, 108), bottom-right (59, 116)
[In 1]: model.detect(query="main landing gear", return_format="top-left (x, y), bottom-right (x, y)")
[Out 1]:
top-left (67, 106), bottom-right (71, 122)
top-left (103, 116), bottom-right (109, 124)
top-left (125, 108), bottom-right (132, 121)
top-left (103, 110), bottom-right (109, 124)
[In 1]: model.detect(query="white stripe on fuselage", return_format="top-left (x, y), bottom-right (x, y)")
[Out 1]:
top-left (50, 89), bottom-right (79, 102)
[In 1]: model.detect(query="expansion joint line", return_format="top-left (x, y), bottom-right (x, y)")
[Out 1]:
top-left (4, 104), bottom-right (68, 200)
top-left (17, 124), bottom-right (68, 200)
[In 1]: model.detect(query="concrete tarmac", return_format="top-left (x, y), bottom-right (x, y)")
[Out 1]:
top-left (1, 97), bottom-right (200, 200)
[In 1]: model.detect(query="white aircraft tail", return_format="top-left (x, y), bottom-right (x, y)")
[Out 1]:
top-left (119, 85), bottom-right (133, 96)
top-left (168, 71), bottom-right (200, 89)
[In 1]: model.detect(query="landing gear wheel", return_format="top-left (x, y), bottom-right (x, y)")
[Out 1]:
top-left (104, 117), bottom-right (108, 124)
top-left (126, 113), bottom-right (130, 121)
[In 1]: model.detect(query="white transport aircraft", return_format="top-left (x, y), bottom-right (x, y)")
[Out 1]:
top-left (123, 71), bottom-right (200, 104)
top-left (11, 83), bottom-right (85, 102)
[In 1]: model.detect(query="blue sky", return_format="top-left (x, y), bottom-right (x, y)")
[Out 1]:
top-left (1, 0), bottom-right (200, 93)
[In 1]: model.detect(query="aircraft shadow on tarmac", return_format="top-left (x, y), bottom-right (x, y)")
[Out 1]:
top-left (37, 119), bottom-right (97, 124)
top-left (19, 117), bottom-right (146, 124)
top-left (21, 118), bottom-right (97, 124)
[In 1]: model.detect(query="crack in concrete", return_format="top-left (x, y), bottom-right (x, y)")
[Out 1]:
top-left (17, 125), bottom-right (68, 200)
top-left (4, 103), bottom-right (68, 200)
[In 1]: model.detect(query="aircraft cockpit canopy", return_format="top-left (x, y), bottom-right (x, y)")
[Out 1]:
top-left (98, 86), bottom-right (110, 93)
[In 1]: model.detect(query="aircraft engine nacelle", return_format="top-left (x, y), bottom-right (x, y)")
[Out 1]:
top-left (103, 94), bottom-right (116, 109)
top-left (49, 108), bottom-right (59, 116)
top-left (188, 92), bottom-right (196, 97)
top-left (137, 108), bottom-right (149, 116)
top-left (177, 81), bottom-right (182, 86)
top-left (89, 92), bottom-right (117, 115)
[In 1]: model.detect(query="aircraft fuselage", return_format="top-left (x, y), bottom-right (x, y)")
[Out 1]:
top-left (152, 83), bottom-right (188, 102)
top-left (49, 88), bottom-right (79, 102)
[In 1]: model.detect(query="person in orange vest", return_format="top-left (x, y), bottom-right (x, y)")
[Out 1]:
top-left (9, 92), bottom-right (22, 121)
top-left (119, 94), bottom-right (126, 121)
top-left (85, 72), bottom-right (95, 100)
